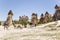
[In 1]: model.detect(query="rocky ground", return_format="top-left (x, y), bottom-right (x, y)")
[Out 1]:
top-left (0, 21), bottom-right (60, 40)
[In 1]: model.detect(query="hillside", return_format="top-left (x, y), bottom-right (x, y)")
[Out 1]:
top-left (0, 20), bottom-right (60, 40)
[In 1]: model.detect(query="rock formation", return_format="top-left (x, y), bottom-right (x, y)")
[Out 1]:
top-left (6, 10), bottom-right (13, 26)
top-left (53, 5), bottom-right (60, 21)
top-left (31, 13), bottom-right (38, 25)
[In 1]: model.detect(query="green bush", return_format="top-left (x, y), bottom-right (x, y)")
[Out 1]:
top-left (13, 20), bottom-right (29, 25)
top-left (27, 21), bottom-right (30, 24)
top-left (19, 21), bottom-right (24, 25)
top-left (13, 21), bottom-right (19, 24)
top-left (47, 18), bottom-right (52, 23)
top-left (0, 21), bottom-right (1, 25)
top-left (38, 22), bottom-right (40, 24)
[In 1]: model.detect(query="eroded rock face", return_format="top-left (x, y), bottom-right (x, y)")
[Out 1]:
top-left (39, 14), bottom-right (44, 24)
top-left (19, 15), bottom-right (29, 22)
top-left (6, 10), bottom-right (13, 26)
top-left (31, 13), bottom-right (38, 25)
top-left (53, 5), bottom-right (60, 21)
top-left (40, 12), bottom-right (52, 24)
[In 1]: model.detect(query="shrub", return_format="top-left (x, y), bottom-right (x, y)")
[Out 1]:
top-left (0, 21), bottom-right (1, 25)
top-left (47, 18), bottom-right (52, 23)
top-left (13, 20), bottom-right (29, 25)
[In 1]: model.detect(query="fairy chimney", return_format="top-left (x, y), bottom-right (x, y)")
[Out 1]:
top-left (31, 13), bottom-right (38, 25)
top-left (53, 5), bottom-right (60, 21)
top-left (6, 10), bottom-right (13, 26)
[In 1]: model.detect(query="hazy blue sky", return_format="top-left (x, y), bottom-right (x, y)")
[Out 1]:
top-left (0, 0), bottom-right (60, 21)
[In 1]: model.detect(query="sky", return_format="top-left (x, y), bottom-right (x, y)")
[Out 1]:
top-left (0, 0), bottom-right (60, 21)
